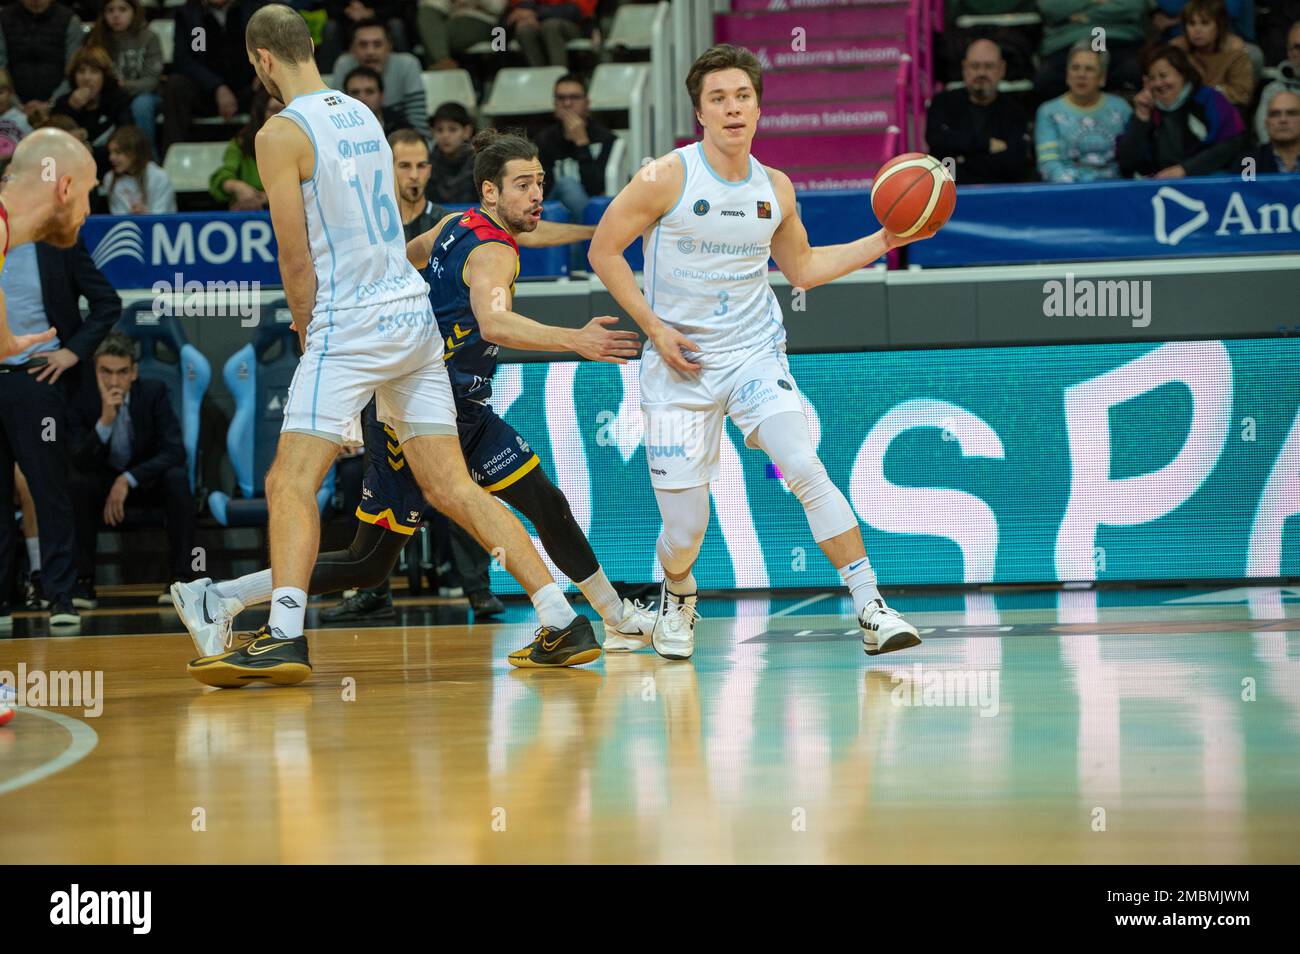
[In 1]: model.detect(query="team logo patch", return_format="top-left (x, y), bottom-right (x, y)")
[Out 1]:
top-left (324, 94), bottom-right (343, 107)
top-left (777, 379), bottom-right (792, 390)
top-left (757, 200), bottom-right (772, 219)
top-left (693, 199), bottom-right (710, 216)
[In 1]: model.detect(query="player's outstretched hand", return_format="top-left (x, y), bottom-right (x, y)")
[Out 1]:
top-left (574, 316), bottom-right (642, 364)
top-left (649, 324), bottom-right (703, 374)
top-left (0, 324), bottom-right (57, 361)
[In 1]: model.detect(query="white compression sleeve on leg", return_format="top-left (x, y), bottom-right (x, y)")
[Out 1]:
top-left (654, 485), bottom-right (711, 578)
top-left (754, 412), bottom-right (858, 542)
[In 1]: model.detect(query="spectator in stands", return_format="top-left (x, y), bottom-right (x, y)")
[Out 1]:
top-left (0, 0), bottom-right (85, 118)
top-left (1247, 88), bottom-right (1300, 170)
top-left (1035, 42), bottom-right (1132, 181)
top-left (69, 332), bottom-right (195, 607)
top-left (344, 65), bottom-right (413, 136)
top-left (330, 1), bottom-right (411, 52)
top-left (0, 69), bottom-right (32, 160)
top-left (1116, 44), bottom-right (1247, 177)
top-left (103, 125), bottom-right (177, 214)
top-left (938, 0), bottom-right (1040, 83)
top-left (507, 0), bottom-right (595, 68)
top-left (35, 112), bottom-right (89, 147)
top-left (426, 100), bottom-right (477, 204)
top-left (417, 0), bottom-right (506, 70)
top-left (392, 128), bottom-right (445, 234)
top-left (0, 233), bottom-right (121, 628)
top-left (926, 39), bottom-right (1031, 183)
top-left (209, 90), bottom-right (282, 210)
top-left (1171, 0), bottom-right (1256, 109)
top-left (536, 74), bottom-right (615, 217)
top-left (1153, 0), bottom-right (1256, 41)
top-left (1036, 0), bottom-right (1146, 100)
top-left (1255, 20), bottom-right (1300, 141)
top-left (1259, 2), bottom-right (1300, 64)
top-left (52, 46), bottom-right (132, 175)
top-left (162, 0), bottom-right (263, 153)
top-left (89, 0), bottom-right (164, 159)
top-left (332, 19), bottom-right (428, 133)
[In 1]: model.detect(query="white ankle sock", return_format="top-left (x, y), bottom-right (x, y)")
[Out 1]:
top-left (665, 571), bottom-right (696, 599)
top-left (838, 558), bottom-right (881, 617)
top-left (267, 587), bottom-right (307, 639)
top-left (576, 568), bottom-right (622, 624)
top-left (530, 582), bottom-right (574, 630)
top-left (25, 537), bottom-right (40, 573)
top-left (214, 570), bottom-right (273, 613)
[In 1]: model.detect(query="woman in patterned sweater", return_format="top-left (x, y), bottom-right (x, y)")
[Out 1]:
top-left (1036, 41), bottom-right (1133, 182)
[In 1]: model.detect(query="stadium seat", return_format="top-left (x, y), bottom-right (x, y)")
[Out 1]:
top-left (162, 142), bottom-right (230, 193)
top-left (115, 302), bottom-right (211, 494)
top-left (605, 3), bottom-right (659, 51)
top-left (421, 69), bottom-right (477, 114)
top-left (604, 134), bottom-right (627, 195)
top-left (588, 62), bottom-right (650, 112)
top-left (481, 66), bottom-right (568, 117)
top-left (207, 306), bottom-right (334, 527)
top-left (149, 19), bottom-right (175, 65)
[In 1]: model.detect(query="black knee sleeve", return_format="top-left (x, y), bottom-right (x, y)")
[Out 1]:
top-left (308, 521), bottom-right (406, 594)
top-left (493, 466), bottom-right (599, 583)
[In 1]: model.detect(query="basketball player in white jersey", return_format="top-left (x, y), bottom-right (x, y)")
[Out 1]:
top-left (589, 44), bottom-right (930, 660)
top-left (188, 6), bottom-right (602, 687)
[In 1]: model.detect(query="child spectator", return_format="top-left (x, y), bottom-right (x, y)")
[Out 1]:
top-left (88, 0), bottom-right (163, 157)
top-left (427, 101), bottom-right (477, 204)
top-left (103, 124), bottom-right (176, 214)
top-left (52, 45), bottom-right (132, 174)
top-left (0, 69), bottom-right (32, 160)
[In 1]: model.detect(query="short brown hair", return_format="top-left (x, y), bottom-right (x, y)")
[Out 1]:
top-left (1141, 42), bottom-right (1201, 88)
top-left (471, 127), bottom-right (538, 199)
top-left (66, 45), bottom-right (118, 85)
top-left (1182, 0), bottom-right (1230, 51)
top-left (685, 44), bottom-right (763, 110)
top-left (94, 332), bottom-right (137, 365)
top-left (388, 128), bottom-right (429, 155)
top-left (246, 3), bottom-right (315, 65)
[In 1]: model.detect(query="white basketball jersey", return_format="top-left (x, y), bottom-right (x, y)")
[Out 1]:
top-left (278, 90), bottom-right (426, 325)
top-left (643, 142), bottom-right (786, 358)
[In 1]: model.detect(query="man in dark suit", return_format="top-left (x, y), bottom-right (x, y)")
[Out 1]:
top-left (68, 332), bottom-right (196, 606)
top-left (0, 236), bottom-right (120, 629)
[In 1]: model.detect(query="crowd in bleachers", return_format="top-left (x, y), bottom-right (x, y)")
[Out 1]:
top-left (0, 0), bottom-right (646, 218)
top-left (933, 0), bottom-right (1300, 181)
top-left (0, 0), bottom-right (652, 626)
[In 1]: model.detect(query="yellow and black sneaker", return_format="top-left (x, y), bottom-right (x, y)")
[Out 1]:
top-left (508, 615), bottom-right (602, 669)
top-left (187, 625), bottom-right (312, 688)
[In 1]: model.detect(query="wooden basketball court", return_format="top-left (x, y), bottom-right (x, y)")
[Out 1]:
top-left (2, 587), bottom-right (1298, 863)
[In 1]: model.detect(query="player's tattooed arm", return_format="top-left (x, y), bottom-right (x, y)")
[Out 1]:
top-left (517, 220), bottom-right (595, 248)
top-left (588, 152), bottom-right (700, 374)
top-left (257, 117), bottom-right (317, 349)
top-left (768, 168), bottom-right (927, 292)
top-left (467, 242), bottom-right (639, 362)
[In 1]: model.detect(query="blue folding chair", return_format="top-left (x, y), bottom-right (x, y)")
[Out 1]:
top-left (207, 304), bottom-right (334, 526)
top-left (116, 302), bottom-right (211, 493)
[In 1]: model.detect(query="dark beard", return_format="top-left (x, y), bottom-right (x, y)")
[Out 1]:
top-left (502, 207), bottom-right (538, 234)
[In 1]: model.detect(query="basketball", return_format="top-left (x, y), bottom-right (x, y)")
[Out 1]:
top-left (870, 153), bottom-right (956, 238)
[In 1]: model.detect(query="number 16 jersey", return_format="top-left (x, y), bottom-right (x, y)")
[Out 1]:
top-left (277, 90), bottom-right (428, 331)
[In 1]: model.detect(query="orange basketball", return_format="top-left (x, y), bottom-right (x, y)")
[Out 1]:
top-left (870, 153), bottom-right (956, 238)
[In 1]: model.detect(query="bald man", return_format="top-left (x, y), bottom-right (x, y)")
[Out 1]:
top-left (0, 128), bottom-right (99, 359)
top-left (925, 38), bottom-right (1030, 184)
top-left (0, 127), bottom-right (99, 631)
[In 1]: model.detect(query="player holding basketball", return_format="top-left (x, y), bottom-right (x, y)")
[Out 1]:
top-left (187, 6), bottom-right (599, 687)
top-left (174, 129), bottom-right (657, 667)
top-left (588, 44), bottom-right (932, 660)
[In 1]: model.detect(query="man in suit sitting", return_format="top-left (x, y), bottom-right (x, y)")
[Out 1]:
top-left (69, 332), bottom-right (196, 606)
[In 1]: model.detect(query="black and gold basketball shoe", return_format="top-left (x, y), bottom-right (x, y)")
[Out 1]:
top-left (508, 615), bottom-right (602, 669)
top-left (187, 626), bottom-right (312, 688)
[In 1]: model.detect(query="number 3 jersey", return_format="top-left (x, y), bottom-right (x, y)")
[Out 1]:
top-left (421, 207), bottom-right (520, 409)
top-left (278, 90), bottom-right (428, 331)
top-left (642, 141), bottom-right (787, 365)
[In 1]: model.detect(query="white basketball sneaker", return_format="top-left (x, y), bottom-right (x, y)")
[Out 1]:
top-left (651, 581), bottom-right (698, 661)
top-left (859, 599), bottom-right (922, 656)
top-left (602, 598), bottom-right (657, 652)
top-left (171, 578), bottom-right (244, 657)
